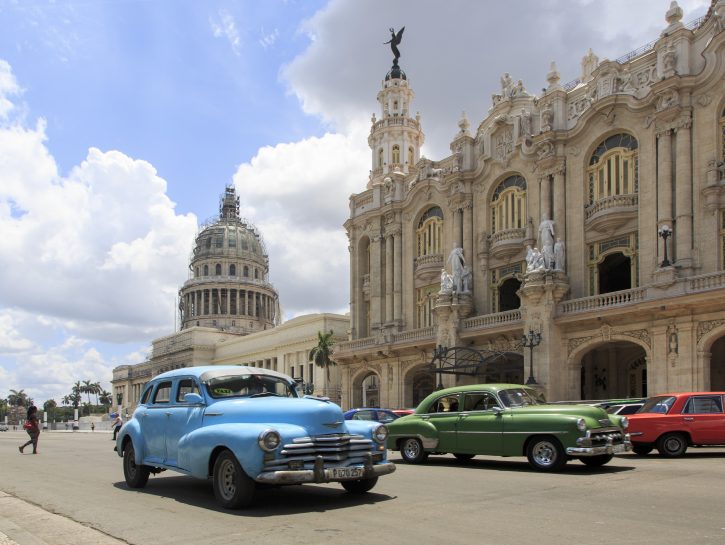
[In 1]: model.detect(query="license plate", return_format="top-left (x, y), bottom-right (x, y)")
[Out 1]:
top-left (330, 467), bottom-right (363, 479)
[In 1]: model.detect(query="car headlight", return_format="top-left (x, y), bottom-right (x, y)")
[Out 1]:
top-left (620, 416), bottom-right (629, 430)
top-left (372, 424), bottom-right (388, 444)
top-left (258, 429), bottom-right (281, 452)
top-left (576, 418), bottom-right (587, 432)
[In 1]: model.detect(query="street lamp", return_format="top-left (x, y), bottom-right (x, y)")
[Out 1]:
top-left (434, 345), bottom-right (448, 390)
top-left (658, 225), bottom-right (672, 267)
top-left (521, 330), bottom-right (542, 385)
top-left (116, 392), bottom-right (123, 408)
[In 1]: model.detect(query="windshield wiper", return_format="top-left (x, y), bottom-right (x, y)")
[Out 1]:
top-left (249, 392), bottom-right (281, 398)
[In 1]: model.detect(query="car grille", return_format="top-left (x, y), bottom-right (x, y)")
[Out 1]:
top-left (263, 433), bottom-right (376, 471)
top-left (588, 427), bottom-right (625, 446)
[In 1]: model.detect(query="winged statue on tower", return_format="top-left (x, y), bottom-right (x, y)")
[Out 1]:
top-left (384, 27), bottom-right (405, 65)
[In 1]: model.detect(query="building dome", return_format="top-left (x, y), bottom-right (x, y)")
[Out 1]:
top-left (385, 63), bottom-right (407, 81)
top-left (178, 186), bottom-right (280, 334)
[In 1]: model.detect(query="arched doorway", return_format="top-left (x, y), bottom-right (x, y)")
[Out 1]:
top-left (499, 278), bottom-right (521, 311)
top-left (598, 252), bottom-right (631, 294)
top-left (351, 372), bottom-right (381, 408)
top-left (579, 340), bottom-right (647, 400)
top-left (411, 372), bottom-right (434, 407)
top-left (710, 336), bottom-right (725, 390)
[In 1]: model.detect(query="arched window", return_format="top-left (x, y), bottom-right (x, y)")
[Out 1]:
top-left (243, 265), bottom-right (249, 277)
top-left (203, 264), bottom-right (209, 276)
top-left (392, 145), bottom-right (400, 164)
top-left (408, 146), bottom-right (414, 165)
top-left (587, 133), bottom-right (638, 205)
top-left (491, 175), bottom-right (527, 233)
top-left (378, 148), bottom-right (384, 168)
top-left (215, 264), bottom-right (222, 276)
top-left (229, 264), bottom-right (236, 276)
top-left (195, 267), bottom-right (199, 278)
top-left (416, 285), bottom-right (438, 327)
top-left (416, 206), bottom-right (443, 258)
top-left (254, 268), bottom-right (259, 279)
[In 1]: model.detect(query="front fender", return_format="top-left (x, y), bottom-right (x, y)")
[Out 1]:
top-left (116, 419), bottom-right (144, 463)
top-left (343, 419), bottom-right (380, 437)
top-left (178, 422), bottom-right (308, 479)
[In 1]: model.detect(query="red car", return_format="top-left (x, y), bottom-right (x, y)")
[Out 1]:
top-left (627, 392), bottom-right (725, 457)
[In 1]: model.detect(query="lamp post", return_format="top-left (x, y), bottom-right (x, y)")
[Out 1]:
top-left (116, 392), bottom-right (123, 415)
top-left (434, 345), bottom-right (448, 390)
top-left (658, 225), bottom-right (672, 267)
top-left (521, 330), bottom-right (542, 385)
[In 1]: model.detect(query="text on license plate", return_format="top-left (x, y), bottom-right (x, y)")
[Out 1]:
top-left (330, 467), bottom-right (363, 479)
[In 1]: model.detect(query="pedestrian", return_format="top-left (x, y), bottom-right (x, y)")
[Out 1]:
top-left (19, 405), bottom-right (40, 454)
top-left (112, 413), bottom-right (123, 441)
top-left (91, 422), bottom-right (95, 432)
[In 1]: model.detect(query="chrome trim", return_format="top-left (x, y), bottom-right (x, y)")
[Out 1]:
top-left (387, 433), bottom-right (438, 449)
top-left (567, 442), bottom-right (630, 456)
top-left (256, 456), bottom-right (395, 485)
top-left (629, 432), bottom-right (644, 437)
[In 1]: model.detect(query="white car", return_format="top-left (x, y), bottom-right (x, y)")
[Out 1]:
top-left (0, 424), bottom-right (9, 432)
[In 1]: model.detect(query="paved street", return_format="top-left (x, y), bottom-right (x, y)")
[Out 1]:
top-left (1, 430), bottom-right (724, 545)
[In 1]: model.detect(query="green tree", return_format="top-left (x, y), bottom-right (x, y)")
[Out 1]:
top-left (43, 399), bottom-right (57, 419)
top-left (8, 389), bottom-right (27, 407)
top-left (91, 382), bottom-right (101, 405)
top-left (309, 330), bottom-right (337, 388)
top-left (99, 390), bottom-right (113, 410)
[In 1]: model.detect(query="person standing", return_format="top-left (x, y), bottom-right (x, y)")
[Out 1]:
top-left (112, 414), bottom-right (123, 441)
top-left (19, 405), bottom-right (40, 454)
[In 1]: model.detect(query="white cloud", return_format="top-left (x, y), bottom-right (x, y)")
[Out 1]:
top-left (0, 59), bottom-right (21, 121)
top-left (259, 27), bottom-right (280, 49)
top-left (210, 9), bottom-right (242, 56)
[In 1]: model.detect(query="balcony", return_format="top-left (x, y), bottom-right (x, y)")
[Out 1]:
top-left (489, 228), bottom-right (526, 259)
top-left (414, 253), bottom-right (444, 279)
top-left (584, 194), bottom-right (638, 235)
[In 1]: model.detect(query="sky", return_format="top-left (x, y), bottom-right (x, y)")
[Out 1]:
top-left (0, 0), bottom-right (711, 405)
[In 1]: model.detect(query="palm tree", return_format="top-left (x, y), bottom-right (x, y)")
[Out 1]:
top-left (43, 399), bottom-right (57, 419)
top-left (70, 382), bottom-right (82, 410)
top-left (61, 395), bottom-right (70, 407)
top-left (99, 390), bottom-right (112, 411)
top-left (309, 330), bottom-right (337, 391)
top-left (8, 389), bottom-right (28, 407)
top-left (82, 380), bottom-right (93, 405)
top-left (91, 382), bottom-right (101, 405)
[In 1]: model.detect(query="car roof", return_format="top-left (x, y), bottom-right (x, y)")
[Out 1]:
top-left (651, 392), bottom-right (725, 397)
top-left (153, 365), bottom-right (293, 383)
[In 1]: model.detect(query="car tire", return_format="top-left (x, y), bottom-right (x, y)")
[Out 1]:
top-left (656, 433), bottom-right (688, 457)
top-left (341, 477), bottom-right (378, 494)
top-left (399, 438), bottom-right (428, 464)
top-left (453, 453), bottom-right (475, 462)
top-left (526, 436), bottom-right (567, 472)
top-left (213, 450), bottom-right (255, 509)
top-left (632, 445), bottom-right (653, 456)
top-left (580, 454), bottom-right (614, 467)
top-left (123, 442), bottom-right (150, 489)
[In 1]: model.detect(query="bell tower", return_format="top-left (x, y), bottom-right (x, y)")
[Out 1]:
top-left (367, 29), bottom-right (424, 188)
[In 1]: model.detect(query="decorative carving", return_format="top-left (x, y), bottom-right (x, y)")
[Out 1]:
top-left (541, 104), bottom-right (554, 132)
top-left (519, 108), bottom-right (532, 137)
top-left (494, 127), bottom-right (514, 163)
top-left (536, 140), bottom-right (555, 160)
top-left (696, 94), bottom-right (712, 107)
top-left (621, 329), bottom-right (651, 348)
top-left (568, 335), bottom-right (596, 356)
top-left (601, 324), bottom-right (612, 341)
top-left (656, 89), bottom-right (679, 111)
top-left (697, 319), bottom-right (725, 342)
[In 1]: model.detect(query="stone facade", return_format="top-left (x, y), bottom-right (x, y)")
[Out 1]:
top-left (335, 2), bottom-right (725, 407)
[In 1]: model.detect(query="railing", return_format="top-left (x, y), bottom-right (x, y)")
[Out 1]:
top-left (393, 327), bottom-right (435, 343)
top-left (490, 228), bottom-right (526, 245)
top-left (559, 288), bottom-right (647, 314)
top-left (183, 276), bottom-right (275, 290)
top-left (371, 117), bottom-right (420, 132)
top-left (584, 194), bottom-right (639, 220)
top-left (335, 337), bottom-right (378, 352)
top-left (462, 309), bottom-right (522, 329)
top-left (415, 254), bottom-right (444, 268)
top-left (688, 270), bottom-right (725, 292)
top-left (353, 193), bottom-right (373, 209)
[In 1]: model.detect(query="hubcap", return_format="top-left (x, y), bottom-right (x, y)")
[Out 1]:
top-left (403, 439), bottom-right (419, 459)
top-left (665, 437), bottom-right (681, 453)
top-left (533, 441), bottom-right (556, 466)
top-left (218, 459), bottom-right (236, 500)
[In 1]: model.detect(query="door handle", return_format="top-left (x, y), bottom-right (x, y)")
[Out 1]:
top-left (205, 412), bottom-right (223, 416)
top-left (420, 415), bottom-right (430, 421)
top-left (165, 412), bottom-right (172, 416)
top-left (683, 417), bottom-right (694, 421)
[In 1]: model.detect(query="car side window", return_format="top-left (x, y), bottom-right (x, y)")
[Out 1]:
top-left (153, 381), bottom-right (172, 404)
top-left (139, 385), bottom-right (152, 405)
top-left (377, 411), bottom-right (396, 423)
top-left (176, 379), bottom-right (200, 402)
top-left (431, 395), bottom-right (459, 413)
top-left (353, 410), bottom-right (374, 421)
top-left (683, 395), bottom-right (724, 414)
top-left (463, 392), bottom-right (500, 412)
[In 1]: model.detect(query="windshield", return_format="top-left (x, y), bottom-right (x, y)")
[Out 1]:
top-left (498, 388), bottom-right (542, 408)
top-left (205, 374), bottom-right (298, 399)
top-left (639, 396), bottom-right (676, 414)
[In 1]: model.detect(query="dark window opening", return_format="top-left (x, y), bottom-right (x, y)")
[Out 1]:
top-left (598, 252), bottom-right (631, 294)
top-left (498, 278), bottom-right (521, 312)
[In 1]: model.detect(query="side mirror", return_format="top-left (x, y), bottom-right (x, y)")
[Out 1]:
top-left (183, 393), bottom-right (205, 405)
top-left (491, 406), bottom-right (503, 415)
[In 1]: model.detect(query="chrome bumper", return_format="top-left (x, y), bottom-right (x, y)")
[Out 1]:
top-left (567, 441), bottom-right (631, 456)
top-left (256, 455), bottom-right (396, 485)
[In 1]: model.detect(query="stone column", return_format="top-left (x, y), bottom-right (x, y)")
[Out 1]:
top-left (370, 234), bottom-right (383, 328)
top-left (462, 202), bottom-right (473, 273)
top-left (553, 168), bottom-right (566, 243)
top-left (540, 175), bottom-right (552, 222)
top-left (453, 207), bottom-right (463, 248)
top-left (385, 234), bottom-right (394, 323)
top-left (349, 242), bottom-right (357, 337)
top-left (657, 128), bottom-right (673, 261)
top-left (393, 230), bottom-right (402, 322)
top-left (675, 117), bottom-right (692, 269)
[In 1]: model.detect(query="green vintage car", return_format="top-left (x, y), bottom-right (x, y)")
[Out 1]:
top-left (386, 384), bottom-right (631, 471)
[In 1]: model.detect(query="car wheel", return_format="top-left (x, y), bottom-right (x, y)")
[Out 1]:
top-left (632, 445), bottom-right (653, 456)
top-left (399, 438), bottom-right (428, 464)
top-left (526, 436), bottom-right (567, 472)
top-left (212, 450), bottom-right (255, 509)
top-left (580, 454), bottom-right (614, 467)
top-left (341, 477), bottom-right (378, 494)
top-left (453, 453), bottom-right (475, 462)
top-left (657, 433), bottom-right (688, 457)
top-left (123, 442), bottom-right (150, 489)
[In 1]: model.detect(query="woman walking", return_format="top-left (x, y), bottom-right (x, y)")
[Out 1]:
top-left (19, 405), bottom-right (40, 454)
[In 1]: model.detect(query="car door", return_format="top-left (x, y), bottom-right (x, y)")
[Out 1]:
top-left (456, 392), bottom-right (504, 455)
top-left (164, 378), bottom-right (205, 469)
top-left (423, 394), bottom-right (461, 453)
top-left (141, 380), bottom-right (173, 464)
top-left (680, 394), bottom-right (725, 444)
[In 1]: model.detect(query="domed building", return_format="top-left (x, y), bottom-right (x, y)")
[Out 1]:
top-left (179, 186), bottom-right (280, 333)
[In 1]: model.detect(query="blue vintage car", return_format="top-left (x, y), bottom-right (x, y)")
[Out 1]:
top-left (115, 366), bottom-right (395, 508)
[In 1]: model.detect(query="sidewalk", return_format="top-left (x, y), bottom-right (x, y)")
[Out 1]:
top-left (0, 492), bottom-right (126, 545)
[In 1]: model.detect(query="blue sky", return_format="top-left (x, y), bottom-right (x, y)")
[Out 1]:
top-left (0, 0), bottom-right (711, 405)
